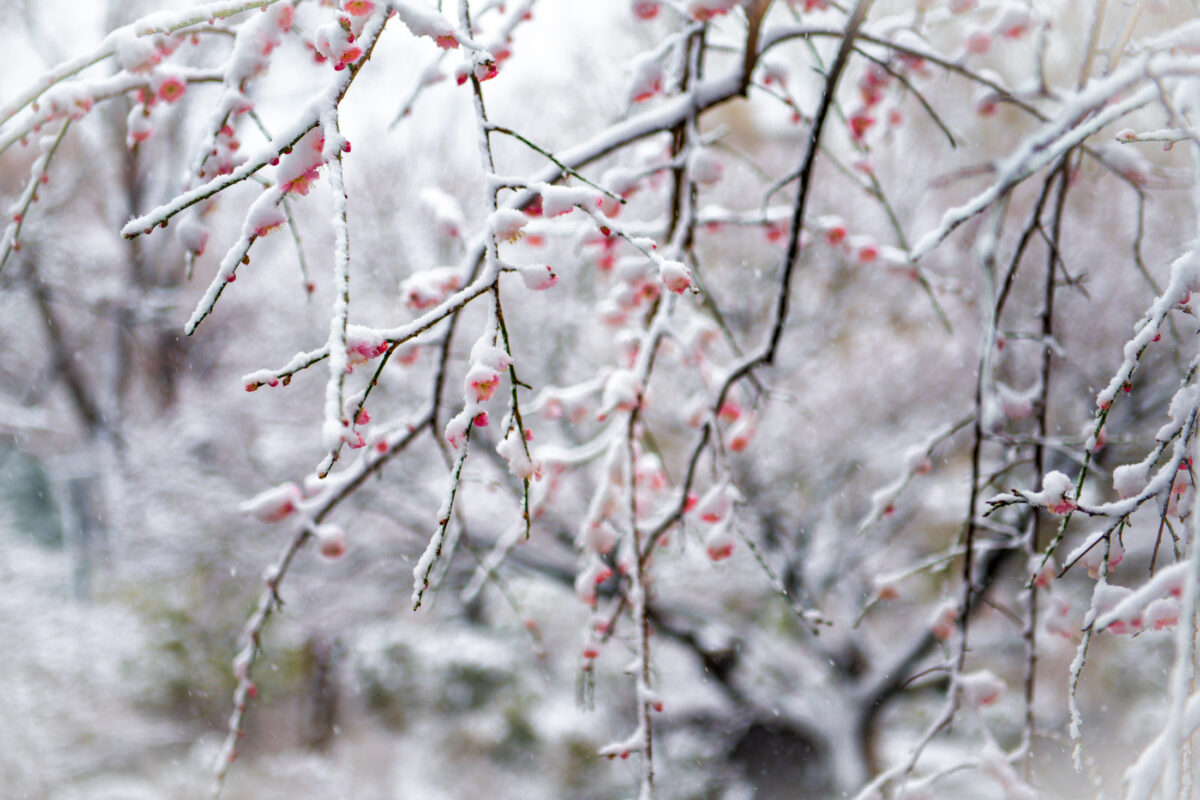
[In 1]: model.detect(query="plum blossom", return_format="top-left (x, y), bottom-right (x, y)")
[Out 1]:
top-left (465, 363), bottom-right (501, 402)
top-left (957, 670), bottom-right (1005, 707)
top-left (931, 601), bottom-right (958, 640)
top-left (153, 74), bottom-right (186, 103)
top-left (704, 522), bottom-right (735, 562)
top-left (245, 200), bottom-right (286, 238)
top-left (540, 184), bottom-right (599, 217)
top-left (239, 483), bottom-right (303, 523)
top-left (725, 413), bottom-right (756, 452)
top-left (488, 208), bottom-right (527, 243)
top-left (126, 106), bottom-right (153, 147)
top-left (688, 0), bottom-right (736, 20)
top-left (657, 259), bottom-right (692, 294)
top-left (276, 129), bottom-right (326, 196)
top-left (631, 0), bottom-right (660, 19)
top-left (693, 483), bottom-right (736, 525)
top-left (392, 0), bottom-right (461, 49)
top-left (315, 524), bottom-right (347, 558)
top-left (497, 425), bottom-right (540, 480)
top-left (575, 558), bottom-right (613, 606)
top-left (113, 29), bottom-right (160, 73)
top-left (401, 266), bottom-right (460, 309)
top-left (597, 370), bottom-right (640, 420)
top-left (518, 264), bottom-right (558, 291)
top-left (1030, 471), bottom-right (1076, 514)
top-left (816, 215), bottom-right (847, 244)
top-left (314, 21), bottom-right (363, 70)
top-left (345, 327), bottom-right (390, 369)
top-left (628, 52), bottom-right (664, 104)
top-left (420, 187), bottom-right (467, 238)
top-left (176, 212), bottom-right (209, 256)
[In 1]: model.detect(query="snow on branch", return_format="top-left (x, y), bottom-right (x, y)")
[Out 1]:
top-left (0, 0), bottom-right (281, 127)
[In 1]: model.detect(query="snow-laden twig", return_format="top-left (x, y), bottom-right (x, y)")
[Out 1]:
top-left (412, 427), bottom-right (471, 611)
top-left (911, 75), bottom-right (1159, 261)
top-left (214, 411), bottom-right (431, 796)
top-left (242, 275), bottom-right (492, 390)
top-left (0, 66), bottom-right (224, 157)
top-left (857, 415), bottom-right (972, 536)
top-left (0, 120), bottom-right (70, 278)
top-left (317, 107), bottom-right (352, 477)
top-left (210, 521), bottom-right (310, 797)
top-left (0, 0), bottom-right (279, 129)
top-left (122, 11), bottom-right (387, 243)
top-left (1158, 134), bottom-right (1200, 800)
top-left (1068, 537), bottom-right (1110, 772)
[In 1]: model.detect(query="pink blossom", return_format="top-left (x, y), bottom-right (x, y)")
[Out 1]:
top-left (1031, 556), bottom-right (1056, 589)
top-left (726, 414), bottom-right (756, 452)
top-left (694, 484), bottom-right (733, 525)
top-left (931, 602), bottom-right (958, 640)
top-left (849, 235), bottom-right (879, 263)
top-left (519, 264), bottom-right (559, 291)
top-left (958, 670), bottom-right (1005, 707)
top-left (473, 58), bottom-right (498, 82)
top-left (421, 188), bottom-right (466, 238)
top-left (965, 30), bottom-right (991, 55)
top-left (249, 205), bottom-right (286, 238)
top-left (1045, 595), bottom-right (1076, 639)
top-left (176, 214), bottom-right (209, 256)
top-left (336, 45), bottom-right (363, 68)
top-left (760, 61), bottom-right (788, 87)
top-left (392, 1), bottom-right (460, 49)
top-left (444, 411), bottom-right (471, 450)
top-left (401, 266), bottom-right (460, 309)
top-left (875, 578), bottom-right (901, 602)
top-left (315, 525), bottom-right (347, 558)
top-left (817, 215), bottom-right (847, 244)
top-left (282, 166), bottom-right (320, 196)
top-left (1082, 536), bottom-right (1123, 578)
top-left (346, 332), bottom-right (389, 367)
top-left (466, 364), bottom-right (501, 402)
top-left (688, 0), bottom-right (736, 20)
top-left (315, 21), bottom-right (363, 70)
top-left (632, 1), bottom-right (660, 19)
top-left (1021, 470), bottom-right (1076, 515)
top-left (126, 110), bottom-right (153, 147)
top-left (628, 53), bottom-right (664, 104)
top-left (996, 7), bottom-right (1033, 38)
top-left (156, 76), bottom-right (186, 103)
top-left (705, 525), bottom-right (735, 561)
top-left (848, 111), bottom-right (875, 141)
top-left (1144, 598), bottom-right (1180, 631)
top-left (658, 260), bottom-right (692, 294)
top-left (575, 560), bottom-right (612, 605)
top-left (584, 522), bottom-right (618, 555)
top-left (239, 483), bottom-right (303, 523)
top-left (489, 208), bottom-right (527, 243)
